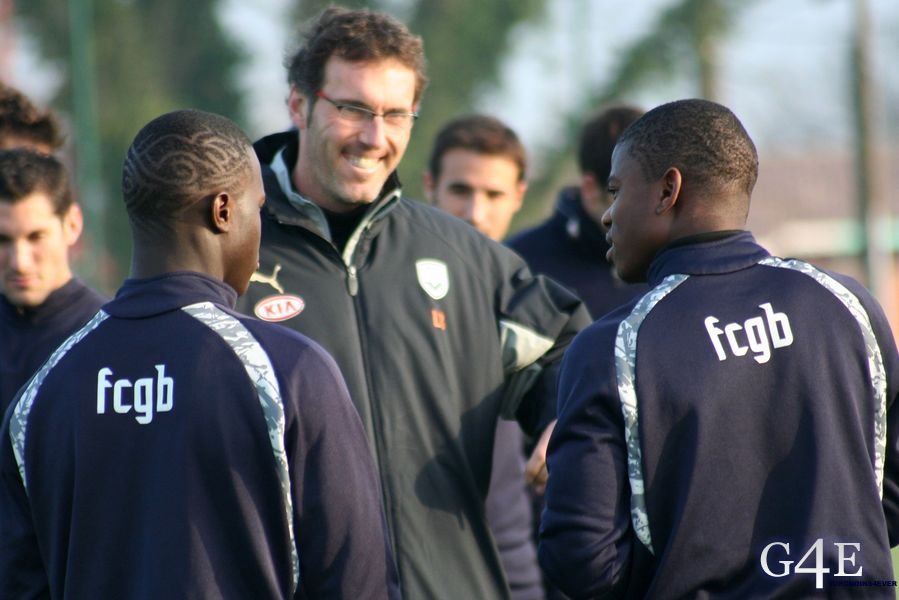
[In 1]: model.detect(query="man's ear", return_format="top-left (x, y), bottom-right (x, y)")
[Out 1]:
top-left (656, 167), bottom-right (683, 215)
top-left (287, 87), bottom-right (309, 131)
top-left (422, 170), bottom-right (435, 203)
top-left (210, 192), bottom-right (233, 233)
top-left (62, 203), bottom-right (84, 246)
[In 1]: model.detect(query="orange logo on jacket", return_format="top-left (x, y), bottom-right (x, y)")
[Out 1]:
top-left (431, 308), bottom-right (447, 331)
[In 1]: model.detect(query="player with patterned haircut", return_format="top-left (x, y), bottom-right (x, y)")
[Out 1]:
top-left (0, 109), bottom-right (398, 599)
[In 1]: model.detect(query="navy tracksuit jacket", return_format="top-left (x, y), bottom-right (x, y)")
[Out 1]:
top-left (0, 277), bottom-right (106, 415)
top-left (540, 232), bottom-right (899, 599)
top-left (0, 272), bottom-right (399, 599)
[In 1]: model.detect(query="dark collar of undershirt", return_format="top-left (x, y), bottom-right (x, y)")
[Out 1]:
top-left (322, 204), bottom-right (369, 254)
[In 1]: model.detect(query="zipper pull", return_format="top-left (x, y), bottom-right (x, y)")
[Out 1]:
top-left (347, 265), bottom-right (358, 296)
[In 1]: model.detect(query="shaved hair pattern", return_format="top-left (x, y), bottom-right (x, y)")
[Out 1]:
top-left (122, 109), bottom-right (253, 227)
top-left (617, 99), bottom-right (758, 197)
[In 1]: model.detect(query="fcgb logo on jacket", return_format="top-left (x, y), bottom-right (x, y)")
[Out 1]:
top-left (415, 259), bottom-right (450, 300)
top-left (704, 302), bottom-right (793, 364)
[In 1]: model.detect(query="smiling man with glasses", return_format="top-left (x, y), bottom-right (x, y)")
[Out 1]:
top-left (237, 6), bottom-right (590, 599)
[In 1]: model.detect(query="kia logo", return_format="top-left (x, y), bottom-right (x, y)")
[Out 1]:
top-left (254, 294), bottom-right (305, 322)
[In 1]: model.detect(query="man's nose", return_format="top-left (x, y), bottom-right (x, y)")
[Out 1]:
top-left (464, 195), bottom-right (488, 227)
top-left (8, 240), bottom-right (33, 272)
top-left (601, 204), bottom-right (613, 230)
top-left (358, 115), bottom-right (388, 149)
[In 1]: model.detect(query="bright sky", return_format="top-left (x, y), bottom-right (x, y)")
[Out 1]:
top-left (477, 0), bottom-right (899, 157)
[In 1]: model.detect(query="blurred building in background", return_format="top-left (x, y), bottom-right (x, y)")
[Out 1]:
top-left (750, 146), bottom-right (899, 329)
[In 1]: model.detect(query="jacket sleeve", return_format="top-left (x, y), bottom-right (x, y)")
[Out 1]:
top-left (834, 273), bottom-right (899, 545)
top-left (279, 338), bottom-right (401, 600)
top-left (494, 250), bottom-right (592, 437)
top-left (861, 291), bottom-right (899, 546)
top-left (0, 402), bottom-right (50, 598)
top-left (537, 323), bottom-right (634, 599)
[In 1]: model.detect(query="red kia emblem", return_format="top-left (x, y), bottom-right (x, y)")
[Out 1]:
top-left (254, 294), bottom-right (305, 322)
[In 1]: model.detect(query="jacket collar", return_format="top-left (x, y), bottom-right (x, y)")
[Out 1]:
top-left (553, 187), bottom-right (611, 258)
top-left (647, 230), bottom-right (770, 286)
top-left (1, 277), bottom-right (89, 325)
top-left (105, 272), bottom-right (238, 319)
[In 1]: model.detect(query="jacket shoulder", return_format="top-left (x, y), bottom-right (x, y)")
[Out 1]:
top-left (506, 219), bottom-right (553, 250)
top-left (239, 314), bottom-right (337, 370)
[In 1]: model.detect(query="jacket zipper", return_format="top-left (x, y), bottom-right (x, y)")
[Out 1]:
top-left (337, 206), bottom-right (402, 562)
top-left (346, 265), bottom-right (358, 296)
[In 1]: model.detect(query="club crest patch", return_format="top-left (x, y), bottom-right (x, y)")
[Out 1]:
top-left (254, 294), bottom-right (305, 322)
top-left (415, 259), bottom-right (450, 300)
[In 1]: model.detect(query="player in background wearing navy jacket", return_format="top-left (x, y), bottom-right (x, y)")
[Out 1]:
top-left (539, 99), bottom-right (899, 598)
top-left (0, 150), bottom-right (107, 415)
top-left (506, 105), bottom-right (646, 321)
top-left (0, 87), bottom-right (107, 414)
top-left (0, 109), bottom-right (399, 599)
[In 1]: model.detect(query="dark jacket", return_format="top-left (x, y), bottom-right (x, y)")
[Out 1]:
top-left (539, 231), bottom-right (899, 599)
top-left (238, 131), bottom-right (590, 599)
top-left (507, 187), bottom-right (646, 320)
top-left (0, 277), bottom-right (106, 414)
top-left (486, 418), bottom-right (544, 600)
top-left (0, 272), bottom-right (398, 599)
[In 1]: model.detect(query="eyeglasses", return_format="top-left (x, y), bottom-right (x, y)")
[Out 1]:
top-left (315, 91), bottom-right (418, 129)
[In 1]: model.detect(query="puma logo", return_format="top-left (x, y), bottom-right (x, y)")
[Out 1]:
top-left (250, 264), bottom-right (284, 294)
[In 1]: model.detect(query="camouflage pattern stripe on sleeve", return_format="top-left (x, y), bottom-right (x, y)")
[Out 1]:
top-left (615, 274), bottom-right (689, 554)
top-left (181, 302), bottom-right (299, 593)
top-left (10, 310), bottom-right (109, 493)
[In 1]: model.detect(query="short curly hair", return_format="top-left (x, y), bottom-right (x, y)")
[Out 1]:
top-left (428, 114), bottom-right (526, 182)
top-left (0, 149), bottom-right (72, 215)
top-left (0, 85), bottom-right (64, 151)
top-left (286, 6), bottom-right (428, 105)
top-left (616, 99), bottom-right (758, 197)
top-left (122, 109), bottom-right (253, 229)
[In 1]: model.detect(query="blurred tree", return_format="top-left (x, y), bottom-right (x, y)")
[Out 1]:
top-left (15, 0), bottom-right (246, 292)
top-left (287, 0), bottom-right (547, 201)
top-left (850, 0), bottom-right (892, 303)
top-left (517, 0), bottom-right (748, 230)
